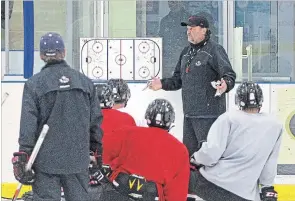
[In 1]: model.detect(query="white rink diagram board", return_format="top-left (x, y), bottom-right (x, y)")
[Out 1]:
top-left (80, 38), bottom-right (162, 81)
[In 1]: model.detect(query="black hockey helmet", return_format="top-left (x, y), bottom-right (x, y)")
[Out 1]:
top-left (95, 83), bottom-right (114, 109)
top-left (144, 99), bottom-right (175, 130)
top-left (235, 81), bottom-right (263, 110)
top-left (107, 78), bottom-right (131, 106)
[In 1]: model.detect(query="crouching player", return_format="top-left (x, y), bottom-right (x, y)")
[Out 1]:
top-left (189, 81), bottom-right (282, 201)
top-left (94, 83), bottom-right (136, 134)
top-left (89, 83), bottom-right (137, 184)
top-left (107, 78), bottom-right (148, 127)
top-left (95, 99), bottom-right (190, 201)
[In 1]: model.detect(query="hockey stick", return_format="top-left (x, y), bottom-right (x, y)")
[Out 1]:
top-left (11, 124), bottom-right (49, 201)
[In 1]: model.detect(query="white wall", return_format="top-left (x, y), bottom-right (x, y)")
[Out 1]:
top-left (1, 81), bottom-right (295, 183)
top-left (0, 81), bottom-right (184, 182)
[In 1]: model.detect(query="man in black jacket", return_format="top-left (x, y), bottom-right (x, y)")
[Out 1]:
top-left (149, 15), bottom-right (236, 157)
top-left (12, 32), bottom-right (103, 201)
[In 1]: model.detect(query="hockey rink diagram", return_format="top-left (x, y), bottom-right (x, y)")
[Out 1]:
top-left (80, 38), bottom-right (162, 81)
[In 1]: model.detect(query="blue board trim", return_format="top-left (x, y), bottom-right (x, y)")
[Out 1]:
top-left (23, 0), bottom-right (34, 79)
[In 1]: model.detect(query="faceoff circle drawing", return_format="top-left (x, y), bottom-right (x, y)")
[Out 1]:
top-left (80, 39), bottom-right (161, 80)
top-left (286, 110), bottom-right (295, 140)
top-left (139, 42), bottom-right (150, 53)
top-left (92, 41), bottom-right (103, 53)
top-left (92, 67), bottom-right (103, 79)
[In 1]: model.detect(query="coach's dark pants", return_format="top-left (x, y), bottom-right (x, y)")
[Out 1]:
top-left (32, 170), bottom-right (89, 201)
top-left (183, 117), bottom-right (217, 156)
top-left (189, 170), bottom-right (251, 201)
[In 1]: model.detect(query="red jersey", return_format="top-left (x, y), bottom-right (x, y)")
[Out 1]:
top-left (101, 109), bottom-right (136, 164)
top-left (101, 109), bottom-right (136, 134)
top-left (104, 126), bottom-right (190, 201)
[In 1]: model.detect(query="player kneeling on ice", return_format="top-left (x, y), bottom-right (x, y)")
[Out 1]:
top-left (107, 78), bottom-right (147, 126)
top-left (188, 81), bottom-right (282, 201)
top-left (93, 83), bottom-right (137, 177)
top-left (94, 99), bottom-right (190, 201)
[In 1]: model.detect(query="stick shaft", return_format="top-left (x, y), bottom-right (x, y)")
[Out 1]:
top-left (11, 124), bottom-right (49, 201)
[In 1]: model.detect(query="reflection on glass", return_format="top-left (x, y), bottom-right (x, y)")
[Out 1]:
top-left (158, 1), bottom-right (190, 77)
top-left (136, 1), bottom-right (223, 78)
top-left (1, 0), bottom-right (14, 29)
top-left (235, 1), bottom-right (295, 81)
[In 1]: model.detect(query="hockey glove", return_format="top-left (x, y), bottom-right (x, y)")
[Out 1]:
top-left (190, 154), bottom-right (203, 170)
top-left (90, 150), bottom-right (102, 169)
top-left (12, 152), bottom-right (35, 185)
top-left (101, 164), bottom-right (113, 177)
top-left (89, 162), bottom-right (108, 186)
top-left (260, 186), bottom-right (278, 201)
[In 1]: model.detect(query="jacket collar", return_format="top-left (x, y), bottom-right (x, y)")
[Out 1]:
top-left (41, 60), bottom-right (69, 71)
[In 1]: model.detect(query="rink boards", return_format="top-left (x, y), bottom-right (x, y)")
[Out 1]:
top-left (1, 80), bottom-right (295, 200)
top-left (1, 38), bottom-right (294, 200)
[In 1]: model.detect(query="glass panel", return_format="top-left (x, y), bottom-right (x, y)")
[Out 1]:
top-left (1, 0), bottom-right (23, 75)
top-left (33, 0), bottom-right (67, 74)
top-left (72, 0), bottom-right (95, 70)
top-left (1, 0), bottom-right (97, 75)
top-left (34, 0), bottom-right (95, 73)
top-left (235, 1), bottom-right (295, 82)
top-left (108, 0), bottom-right (224, 78)
top-left (1, 0), bottom-right (23, 50)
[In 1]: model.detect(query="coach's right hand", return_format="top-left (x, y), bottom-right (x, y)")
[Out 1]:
top-left (12, 152), bottom-right (35, 185)
top-left (149, 77), bottom-right (162, 91)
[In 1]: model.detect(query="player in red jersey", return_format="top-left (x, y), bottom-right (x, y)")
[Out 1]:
top-left (90, 83), bottom-right (137, 180)
top-left (107, 78), bottom-right (148, 127)
top-left (95, 83), bottom-right (136, 134)
top-left (96, 99), bottom-right (190, 201)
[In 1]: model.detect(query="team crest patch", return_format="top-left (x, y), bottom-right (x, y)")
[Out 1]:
top-left (196, 61), bottom-right (201, 66)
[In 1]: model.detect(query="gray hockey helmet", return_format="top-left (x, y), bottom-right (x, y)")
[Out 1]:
top-left (107, 78), bottom-right (131, 107)
top-left (235, 81), bottom-right (263, 110)
top-left (95, 83), bottom-right (115, 109)
top-left (144, 99), bottom-right (175, 130)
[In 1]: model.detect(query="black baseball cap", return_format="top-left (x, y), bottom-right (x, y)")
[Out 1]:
top-left (181, 15), bottom-right (209, 28)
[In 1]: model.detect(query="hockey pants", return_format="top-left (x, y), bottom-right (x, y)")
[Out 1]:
top-left (189, 170), bottom-right (251, 201)
top-left (95, 182), bottom-right (134, 201)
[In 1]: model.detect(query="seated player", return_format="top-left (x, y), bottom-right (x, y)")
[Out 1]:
top-left (95, 83), bottom-right (136, 134)
top-left (89, 83), bottom-right (137, 180)
top-left (107, 78), bottom-right (147, 127)
top-left (95, 99), bottom-right (190, 201)
top-left (189, 81), bottom-right (282, 201)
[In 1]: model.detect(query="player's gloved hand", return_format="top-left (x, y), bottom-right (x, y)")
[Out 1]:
top-left (260, 186), bottom-right (278, 201)
top-left (12, 152), bottom-right (35, 185)
top-left (90, 150), bottom-right (102, 169)
top-left (89, 162), bottom-right (108, 186)
top-left (101, 164), bottom-right (112, 177)
top-left (190, 153), bottom-right (203, 171)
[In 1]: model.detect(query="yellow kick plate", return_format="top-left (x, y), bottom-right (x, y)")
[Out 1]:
top-left (1, 183), bottom-right (32, 199)
top-left (1, 183), bottom-right (295, 200)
